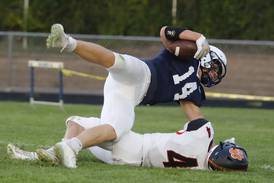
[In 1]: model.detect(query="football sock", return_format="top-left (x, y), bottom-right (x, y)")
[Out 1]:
top-left (60, 35), bottom-right (77, 53)
top-left (65, 36), bottom-right (77, 52)
top-left (66, 137), bottom-right (82, 154)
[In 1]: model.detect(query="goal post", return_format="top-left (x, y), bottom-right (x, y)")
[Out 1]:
top-left (28, 60), bottom-right (64, 107)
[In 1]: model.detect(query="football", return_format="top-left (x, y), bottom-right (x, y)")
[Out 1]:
top-left (165, 40), bottom-right (197, 58)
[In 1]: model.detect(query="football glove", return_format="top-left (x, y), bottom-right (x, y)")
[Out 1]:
top-left (194, 35), bottom-right (209, 59)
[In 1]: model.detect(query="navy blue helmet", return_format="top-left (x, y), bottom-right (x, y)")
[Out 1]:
top-left (208, 141), bottom-right (248, 171)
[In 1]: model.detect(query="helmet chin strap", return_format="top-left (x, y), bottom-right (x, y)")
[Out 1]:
top-left (197, 68), bottom-right (202, 80)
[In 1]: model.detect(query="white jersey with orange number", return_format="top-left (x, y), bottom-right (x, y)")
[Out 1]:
top-left (141, 121), bottom-right (214, 169)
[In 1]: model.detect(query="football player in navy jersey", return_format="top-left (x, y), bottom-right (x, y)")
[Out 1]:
top-left (43, 24), bottom-right (227, 168)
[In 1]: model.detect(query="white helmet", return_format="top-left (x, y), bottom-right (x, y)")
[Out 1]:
top-left (200, 45), bottom-right (227, 87)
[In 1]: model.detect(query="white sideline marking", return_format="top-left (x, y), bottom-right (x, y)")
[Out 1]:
top-left (261, 164), bottom-right (274, 171)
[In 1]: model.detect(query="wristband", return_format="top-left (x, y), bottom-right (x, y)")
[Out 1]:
top-left (164, 26), bottom-right (186, 41)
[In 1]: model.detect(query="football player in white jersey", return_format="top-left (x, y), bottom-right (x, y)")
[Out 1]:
top-left (7, 116), bottom-right (248, 171)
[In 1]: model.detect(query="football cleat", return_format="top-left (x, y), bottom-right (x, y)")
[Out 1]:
top-left (36, 148), bottom-right (59, 165)
top-left (54, 142), bottom-right (77, 168)
top-left (7, 143), bottom-right (38, 161)
top-left (46, 24), bottom-right (75, 52)
top-left (46, 24), bottom-right (67, 51)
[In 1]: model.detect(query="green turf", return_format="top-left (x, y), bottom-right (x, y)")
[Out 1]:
top-left (0, 101), bottom-right (273, 183)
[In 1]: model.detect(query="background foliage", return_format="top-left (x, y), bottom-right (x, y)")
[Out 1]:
top-left (1, 0), bottom-right (274, 40)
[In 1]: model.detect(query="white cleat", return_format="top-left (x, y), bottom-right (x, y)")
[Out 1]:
top-left (36, 148), bottom-right (59, 165)
top-left (46, 24), bottom-right (69, 52)
top-left (7, 143), bottom-right (38, 161)
top-left (54, 142), bottom-right (77, 168)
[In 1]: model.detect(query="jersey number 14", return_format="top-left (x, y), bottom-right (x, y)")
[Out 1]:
top-left (173, 66), bottom-right (197, 100)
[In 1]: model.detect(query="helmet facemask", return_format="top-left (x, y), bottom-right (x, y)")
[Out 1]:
top-left (200, 47), bottom-right (227, 87)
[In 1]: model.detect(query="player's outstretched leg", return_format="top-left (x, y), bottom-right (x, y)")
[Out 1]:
top-left (47, 24), bottom-right (115, 68)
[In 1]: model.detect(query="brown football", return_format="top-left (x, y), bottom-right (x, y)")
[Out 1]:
top-left (166, 40), bottom-right (197, 58)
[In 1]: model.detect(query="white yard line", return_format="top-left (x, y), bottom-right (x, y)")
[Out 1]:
top-left (261, 164), bottom-right (274, 171)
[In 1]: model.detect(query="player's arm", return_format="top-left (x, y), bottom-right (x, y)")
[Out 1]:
top-left (179, 100), bottom-right (204, 121)
top-left (160, 26), bottom-right (209, 59)
top-left (160, 26), bottom-right (201, 42)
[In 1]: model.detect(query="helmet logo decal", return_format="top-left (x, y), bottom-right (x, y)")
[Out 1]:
top-left (229, 148), bottom-right (244, 161)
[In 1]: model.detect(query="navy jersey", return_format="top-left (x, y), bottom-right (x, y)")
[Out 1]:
top-left (141, 49), bottom-right (205, 106)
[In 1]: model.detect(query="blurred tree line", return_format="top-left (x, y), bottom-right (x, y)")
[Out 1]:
top-left (0, 0), bottom-right (274, 40)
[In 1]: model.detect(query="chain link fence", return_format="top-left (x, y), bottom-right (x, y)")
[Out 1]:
top-left (0, 32), bottom-right (274, 99)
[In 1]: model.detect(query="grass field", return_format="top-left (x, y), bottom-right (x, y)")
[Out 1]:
top-left (0, 101), bottom-right (274, 183)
